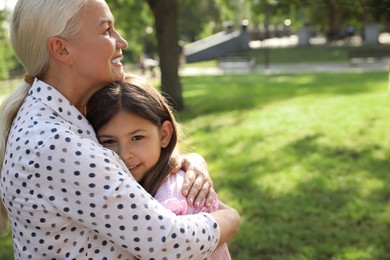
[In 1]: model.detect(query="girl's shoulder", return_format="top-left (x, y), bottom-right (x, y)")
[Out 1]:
top-left (155, 170), bottom-right (219, 215)
top-left (154, 170), bottom-right (187, 215)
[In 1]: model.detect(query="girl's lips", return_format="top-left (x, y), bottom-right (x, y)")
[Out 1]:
top-left (128, 164), bottom-right (140, 173)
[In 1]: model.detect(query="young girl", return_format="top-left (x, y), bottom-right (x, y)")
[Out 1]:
top-left (86, 74), bottom-right (232, 259)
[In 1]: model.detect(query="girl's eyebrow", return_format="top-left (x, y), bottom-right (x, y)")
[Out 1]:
top-left (98, 129), bottom-right (147, 138)
top-left (97, 134), bottom-right (113, 138)
top-left (126, 129), bottom-right (147, 136)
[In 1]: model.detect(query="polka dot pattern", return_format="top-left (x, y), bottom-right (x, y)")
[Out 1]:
top-left (0, 79), bottom-right (220, 259)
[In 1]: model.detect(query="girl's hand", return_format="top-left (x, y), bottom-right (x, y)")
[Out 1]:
top-left (175, 153), bottom-right (214, 208)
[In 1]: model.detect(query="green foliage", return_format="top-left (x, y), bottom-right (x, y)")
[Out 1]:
top-left (247, 0), bottom-right (389, 35)
top-left (0, 40), bottom-right (22, 81)
top-left (108, 1), bottom-right (154, 62)
top-left (0, 9), bottom-right (22, 80)
top-left (0, 40), bottom-right (11, 79)
top-left (178, 71), bottom-right (390, 259)
top-left (179, 0), bottom-right (222, 42)
top-left (0, 9), bottom-right (8, 40)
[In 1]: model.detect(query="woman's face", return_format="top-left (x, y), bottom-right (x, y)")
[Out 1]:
top-left (68, 0), bottom-right (128, 86)
top-left (96, 109), bottom-right (173, 182)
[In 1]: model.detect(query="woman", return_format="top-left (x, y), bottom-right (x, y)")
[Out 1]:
top-left (0, 0), bottom-right (240, 259)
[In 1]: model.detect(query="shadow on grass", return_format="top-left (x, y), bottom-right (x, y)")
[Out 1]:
top-left (216, 134), bottom-right (390, 259)
top-left (179, 71), bottom-right (390, 259)
top-left (180, 71), bottom-right (387, 121)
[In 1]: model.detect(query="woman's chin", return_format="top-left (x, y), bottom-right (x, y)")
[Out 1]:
top-left (110, 68), bottom-right (126, 82)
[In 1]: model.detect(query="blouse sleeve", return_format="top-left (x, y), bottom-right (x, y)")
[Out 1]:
top-left (36, 130), bottom-right (220, 259)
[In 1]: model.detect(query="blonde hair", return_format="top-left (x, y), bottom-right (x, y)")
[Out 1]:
top-left (0, 0), bottom-right (90, 235)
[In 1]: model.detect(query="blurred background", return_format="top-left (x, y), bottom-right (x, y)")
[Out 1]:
top-left (0, 0), bottom-right (388, 84)
top-left (0, 0), bottom-right (390, 259)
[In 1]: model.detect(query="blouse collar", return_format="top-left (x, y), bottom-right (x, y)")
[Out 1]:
top-left (28, 78), bottom-right (96, 140)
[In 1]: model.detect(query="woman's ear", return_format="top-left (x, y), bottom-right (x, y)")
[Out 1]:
top-left (47, 36), bottom-right (72, 65)
top-left (160, 120), bottom-right (173, 148)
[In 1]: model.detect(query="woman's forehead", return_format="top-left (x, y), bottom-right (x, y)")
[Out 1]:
top-left (81, 0), bottom-right (114, 26)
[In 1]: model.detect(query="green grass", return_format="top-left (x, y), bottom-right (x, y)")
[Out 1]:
top-left (1, 71), bottom-right (389, 259)
top-left (177, 71), bottom-right (390, 259)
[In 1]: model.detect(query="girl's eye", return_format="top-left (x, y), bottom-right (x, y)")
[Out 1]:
top-left (100, 139), bottom-right (116, 145)
top-left (132, 135), bottom-right (144, 141)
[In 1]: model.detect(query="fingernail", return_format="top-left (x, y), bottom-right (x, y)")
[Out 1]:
top-left (195, 201), bottom-right (200, 208)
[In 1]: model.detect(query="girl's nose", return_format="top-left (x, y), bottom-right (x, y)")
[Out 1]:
top-left (124, 152), bottom-right (134, 161)
top-left (117, 144), bottom-right (134, 161)
top-left (119, 147), bottom-right (133, 161)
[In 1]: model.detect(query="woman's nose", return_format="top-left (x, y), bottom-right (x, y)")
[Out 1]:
top-left (115, 30), bottom-right (128, 49)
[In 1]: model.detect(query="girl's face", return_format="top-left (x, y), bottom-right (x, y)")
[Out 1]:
top-left (67, 0), bottom-right (128, 87)
top-left (97, 109), bottom-right (173, 181)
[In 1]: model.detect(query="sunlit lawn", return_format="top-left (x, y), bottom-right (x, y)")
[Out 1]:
top-left (178, 71), bottom-right (390, 259)
top-left (1, 70), bottom-right (390, 259)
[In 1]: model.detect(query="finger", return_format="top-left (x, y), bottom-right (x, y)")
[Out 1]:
top-left (204, 187), bottom-right (215, 208)
top-left (170, 162), bottom-right (181, 174)
top-left (193, 181), bottom-right (213, 208)
top-left (186, 176), bottom-right (203, 207)
top-left (181, 168), bottom-right (196, 197)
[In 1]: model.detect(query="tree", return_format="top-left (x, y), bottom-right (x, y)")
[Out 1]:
top-left (179, 0), bottom-right (222, 43)
top-left (256, 0), bottom-right (390, 41)
top-left (146, 0), bottom-right (184, 111)
top-left (110, 1), bottom-right (184, 110)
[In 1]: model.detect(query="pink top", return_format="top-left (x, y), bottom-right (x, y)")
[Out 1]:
top-left (155, 170), bottom-right (231, 260)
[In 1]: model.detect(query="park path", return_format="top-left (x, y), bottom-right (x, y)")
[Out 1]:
top-left (179, 60), bottom-right (389, 76)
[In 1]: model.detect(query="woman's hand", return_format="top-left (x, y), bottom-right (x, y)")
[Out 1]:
top-left (175, 153), bottom-right (214, 208)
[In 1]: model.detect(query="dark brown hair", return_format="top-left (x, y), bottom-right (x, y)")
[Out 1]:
top-left (86, 74), bottom-right (179, 196)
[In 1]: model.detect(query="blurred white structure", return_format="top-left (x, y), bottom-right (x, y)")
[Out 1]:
top-left (0, 0), bottom-right (16, 10)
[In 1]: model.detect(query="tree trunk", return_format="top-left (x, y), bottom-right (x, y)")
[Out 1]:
top-left (324, 0), bottom-right (344, 41)
top-left (146, 0), bottom-right (184, 111)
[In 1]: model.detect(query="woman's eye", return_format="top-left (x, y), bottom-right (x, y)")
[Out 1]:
top-left (103, 27), bottom-right (111, 35)
top-left (132, 135), bottom-right (144, 141)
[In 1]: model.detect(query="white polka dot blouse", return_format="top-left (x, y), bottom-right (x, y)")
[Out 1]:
top-left (0, 79), bottom-right (220, 260)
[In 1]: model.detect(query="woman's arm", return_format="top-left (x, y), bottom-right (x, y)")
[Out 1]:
top-left (211, 201), bottom-right (241, 247)
top-left (39, 133), bottom-right (222, 259)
